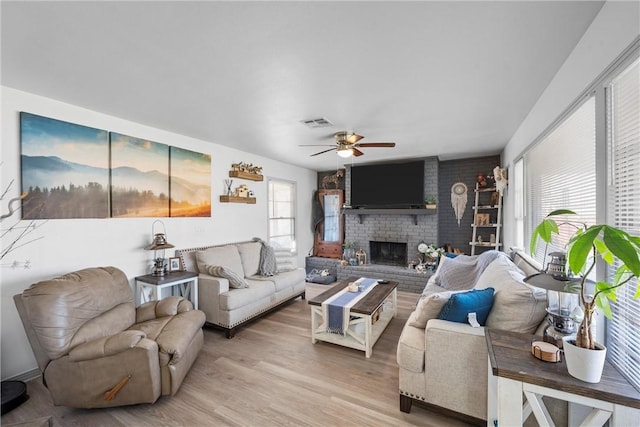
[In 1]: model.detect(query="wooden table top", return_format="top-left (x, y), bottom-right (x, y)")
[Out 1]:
top-left (135, 270), bottom-right (198, 285)
top-left (485, 328), bottom-right (640, 409)
top-left (308, 277), bottom-right (398, 315)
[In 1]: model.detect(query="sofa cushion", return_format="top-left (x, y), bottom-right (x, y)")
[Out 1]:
top-left (432, 250), bottom-right (501, 291)
top-left (410, 290), bottom-right (458, 329)
top-left (196, 245), bottom-right (245, 278)
top-left (511, 248), bottom-right (543, 277)
top-left (437, 288), bottom-right (495, 326)
top-left (250, 268), bottom-right (305, 292)
top-left (396, 311), bottom-right (426, 373)
top-left (475, 255), bottom-right (547, 333)
top-left (205, 265), bottom-right (248, 289)
top-left (236, 241), bottom-right (262, 277)
top-left (218, 279), bottom-right (276, 311)
top-left (274, 249), bottom-right (297, 272)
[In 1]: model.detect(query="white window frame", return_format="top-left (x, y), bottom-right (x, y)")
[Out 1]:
top-left (267, 178), bottom-right (297, 253)
top-left (519, 40), bottom-right (640, 391)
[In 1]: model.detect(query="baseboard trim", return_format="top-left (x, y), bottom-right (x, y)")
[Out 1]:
top-left (4, 368), bottom-right (41, 383)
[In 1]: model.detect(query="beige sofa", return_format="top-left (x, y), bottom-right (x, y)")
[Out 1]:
top-left (397, 249), bottom-right (546, 423)
top-left (176, 240), bottom-right (306, 338)
top-left (14, 267), bottom-right (205, 408)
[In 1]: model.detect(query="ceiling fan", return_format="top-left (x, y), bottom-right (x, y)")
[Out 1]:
top-left (300, 131), bottom-right (396, 158)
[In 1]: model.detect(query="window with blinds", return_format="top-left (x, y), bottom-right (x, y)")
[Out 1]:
top-left (606, 56), bottom-right (640, 391)
top-left (267, 179), bottom-right (297, 252)
top-left (525, 96), bottom-right (597, 267)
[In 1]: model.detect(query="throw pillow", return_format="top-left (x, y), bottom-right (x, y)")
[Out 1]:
top-left (437, 288), bottom-right (495, 326)
top-left (475, 255), bottom-right (547, 333)
top-left (274, 250), bottom-right (297, 273)
top-left (409, 291), bottom-right (457, 328)
top-left (205, 265), bottom-right (249, 289)
top-left (433, 251), bottom-right (502, 291)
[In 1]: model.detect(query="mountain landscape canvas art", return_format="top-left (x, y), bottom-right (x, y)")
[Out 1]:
top-left (169, 147), bottom-right (211, 217)
top-left (20, 112), bottom-right (109, 219)
top-left (110, 133), bottom-right (170, 218)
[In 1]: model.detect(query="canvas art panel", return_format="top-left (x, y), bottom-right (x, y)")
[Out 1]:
top-left (20, 112), bottom-right (109, 219)
top-left (110, 133), bottom-right (170, 217)
top-left (169, 147), bottom-right (211, 217)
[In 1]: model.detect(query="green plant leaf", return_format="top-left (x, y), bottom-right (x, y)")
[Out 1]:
top-left (603, 226), bottom-right (640, 277)
top-left (596, 281), bottom-right (617, 302)
top-left (567, 225), bottom-right (603, 274)
top-left (547, 209), bottom-right (577, 217)
top-left (593, 238), bottom-right (614, 264)
top-left (529, 218), bottom-right (559, 254)
top-left (595, 293), bottom-right (613, 319)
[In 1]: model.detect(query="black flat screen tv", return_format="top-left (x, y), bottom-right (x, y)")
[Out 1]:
top-left (350, 161), bottom-right (424, 208)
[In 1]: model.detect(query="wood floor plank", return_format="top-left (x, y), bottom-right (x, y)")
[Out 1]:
top-left (1, 284), bottom-right (473, 426)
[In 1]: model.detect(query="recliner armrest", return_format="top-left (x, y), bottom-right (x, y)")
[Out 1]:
top-left (68, 330), bottom-right (147, 362)
top-left (136, 296), bottom-right (193, 323)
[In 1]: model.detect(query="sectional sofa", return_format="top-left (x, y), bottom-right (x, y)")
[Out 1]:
top-left (397, 249), bottom-right (547, 422)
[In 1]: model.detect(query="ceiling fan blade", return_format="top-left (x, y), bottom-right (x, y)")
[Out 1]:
top-left (298, 144), bottom-right (336, 147)
top-left (345, 133), bottom-right (364, 144)
top-left (356, 142), bottom-right (396, 148)
top-left (352, 148), bottom-right (365, 157)
top-left (310, 147), bottom-right (337, 156)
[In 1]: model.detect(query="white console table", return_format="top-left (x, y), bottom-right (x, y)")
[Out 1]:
top-left (486, 329), bottom-right (640, 427)
top-left (135, 271), bottom-right (198, 309)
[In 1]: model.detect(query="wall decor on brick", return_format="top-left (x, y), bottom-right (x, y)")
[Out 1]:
top-left (438, 155), bottom-right (501, 254)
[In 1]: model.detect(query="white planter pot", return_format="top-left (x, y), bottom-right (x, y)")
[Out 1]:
top-left (562, 336), bottom-right (607, 383)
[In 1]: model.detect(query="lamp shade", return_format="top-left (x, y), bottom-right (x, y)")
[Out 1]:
top-left (523, 273), bottom-right (580, 293)
top-left (144, 233), bottom-right (175, 250)
top-left (337, 147), bottom-right (353, 158)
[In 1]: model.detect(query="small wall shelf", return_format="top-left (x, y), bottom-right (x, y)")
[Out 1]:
top-left (229, 171), bottom-right (263, 181)
top-left (220, 195), bottom-right (256, 204)
top-left (343, 208), bottom-right (436, 225)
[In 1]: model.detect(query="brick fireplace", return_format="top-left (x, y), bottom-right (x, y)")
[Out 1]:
top-left (369, 240), bottom-right (408, 266)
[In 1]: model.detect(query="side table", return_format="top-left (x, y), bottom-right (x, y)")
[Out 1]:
top-left (486, 328), bottom-right (640, 426)
top-left (135, 271), bottom-right (199, 309)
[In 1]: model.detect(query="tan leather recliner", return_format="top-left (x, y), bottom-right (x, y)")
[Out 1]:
top-left (13, 266), bottom-right (206, 408)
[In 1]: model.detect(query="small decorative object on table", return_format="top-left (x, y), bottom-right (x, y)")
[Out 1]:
top-left (169, 257), bottom-right (181, 272)
top-left (417, 243), bottom-right (443, 272)
top-left (356, 248), bottom-right (367, 265)
top-left (424, 196), bottom-right (437, 209)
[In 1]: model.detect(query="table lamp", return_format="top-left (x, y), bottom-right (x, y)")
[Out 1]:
top-left (524, 251), bottom-right (581, 348)
top-left (144, 220), bottom-right (174, 276)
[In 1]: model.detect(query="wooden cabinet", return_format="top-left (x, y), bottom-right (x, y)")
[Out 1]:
top-left (314, 189), bottom-right (344, 259)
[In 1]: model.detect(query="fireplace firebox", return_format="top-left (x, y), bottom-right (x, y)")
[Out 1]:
top-left (369, 241), bottom-right (407, 267)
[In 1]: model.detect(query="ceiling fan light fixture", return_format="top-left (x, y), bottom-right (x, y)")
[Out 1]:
top-left (337, 147), bottom-right (353, 158)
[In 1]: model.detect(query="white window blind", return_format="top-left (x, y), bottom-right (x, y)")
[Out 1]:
top-left (606, 56), bottom-right (640, 391)
top-left (268, 179), bottom-right (297, 252)
top-left (526, 96), bottom-right (596, 266)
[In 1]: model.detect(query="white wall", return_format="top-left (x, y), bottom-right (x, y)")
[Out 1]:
top-left (501, 1), bottom-right (640, 250)
top-left (1, 86), bottom-right (317, 380)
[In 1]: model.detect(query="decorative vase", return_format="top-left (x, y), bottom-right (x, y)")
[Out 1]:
top-left (562, 337), bottom-right (607, 383)
top-left (425, 204), bottom-right (437, 209)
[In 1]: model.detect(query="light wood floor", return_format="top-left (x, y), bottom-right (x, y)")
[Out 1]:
top-left (1, 284), bottom-right (473, 427)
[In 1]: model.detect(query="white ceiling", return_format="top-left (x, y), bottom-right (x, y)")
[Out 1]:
top-left (1, 1), bottom-right (604, 171)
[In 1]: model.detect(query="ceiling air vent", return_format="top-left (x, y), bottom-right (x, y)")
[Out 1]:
top-left (300, 117), bottom-right (333, 128)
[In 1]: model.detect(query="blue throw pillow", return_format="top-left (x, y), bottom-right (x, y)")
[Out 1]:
top-left (437, 288), bottom-right (495, 325)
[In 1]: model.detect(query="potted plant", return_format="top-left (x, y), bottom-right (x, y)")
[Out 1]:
top-left (530, 209), bottom-right (640, 382)
top-left (425, 196), bottom-right (437, 209)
